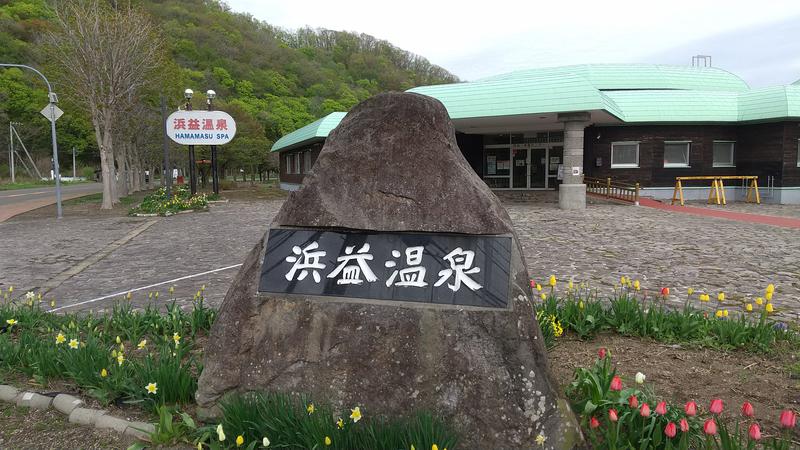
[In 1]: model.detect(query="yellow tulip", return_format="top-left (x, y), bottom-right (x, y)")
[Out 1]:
top-left (620, 276), bottom-right (627, 285)
top-left (765, 291), bottom-right (773, 301)
top-left (765, 303), bottom-right (774, 313)
top-left (755, 297), bottom-right (764, 305)
top-left (568, 280), bottom-right (574, 290)
top-left (723, 310), bottom-right (729, 317)
top-left (539, 293), bottom-right (546, 300)
top-left (717, 292), bottom-right (725, 302)
top-left (745, 303), bottom-right (753, 312)
top-left (325, 436), bottom-right (332, 446)
top-left (536, 284), bottom-right (542, 292)
top-left (235, 435), bottom-right (244, 447)
top-left (715, 310), bottom-right (723, 318)
top-left (548, 275), bottom-right (556, 287)
top-left (687, 288), bottom-right (694, 296)
top-left (633, 280), bottom-right (640, 291)
top-left (766, 283), bottom-right (775, 294)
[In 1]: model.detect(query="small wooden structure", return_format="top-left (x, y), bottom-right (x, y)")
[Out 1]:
top-left (585, 177), bottom-right (640, 205)
top-left (671, 176), bottom-right (761, 206)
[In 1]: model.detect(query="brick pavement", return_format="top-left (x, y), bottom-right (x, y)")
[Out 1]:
top-left (0, 199), bottom-right (797, 322)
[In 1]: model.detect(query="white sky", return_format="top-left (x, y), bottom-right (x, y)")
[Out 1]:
top-left (226, 0), bottom-right (800, 87)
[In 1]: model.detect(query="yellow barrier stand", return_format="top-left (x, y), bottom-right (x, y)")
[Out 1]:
top-left (671, 176), bottom-right (760, 206)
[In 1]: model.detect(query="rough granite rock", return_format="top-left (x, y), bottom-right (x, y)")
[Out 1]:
top-left (196, 92), bottom-right (584, 449)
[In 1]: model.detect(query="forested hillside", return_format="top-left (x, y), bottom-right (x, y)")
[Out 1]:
top-left (0, 0), bottom-right (458, 183)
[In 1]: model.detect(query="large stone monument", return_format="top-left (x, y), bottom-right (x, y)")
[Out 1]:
top-left (196, 92), bottom-right (583, 449)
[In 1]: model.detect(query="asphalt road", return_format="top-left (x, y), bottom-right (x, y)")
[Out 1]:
top-left (0, 182), bottom-right (103, 222)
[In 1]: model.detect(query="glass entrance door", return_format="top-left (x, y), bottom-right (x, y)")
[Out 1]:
top-left (512, 148), bottom-right (528, 189)
top-left (529, 148), bottom-right (547, 188)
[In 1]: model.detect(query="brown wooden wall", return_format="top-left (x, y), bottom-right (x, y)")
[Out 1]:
top-left (782, 122), bottom-right (800, 186)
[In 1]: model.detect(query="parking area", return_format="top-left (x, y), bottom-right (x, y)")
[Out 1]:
top-left (1, 198), bottom-right (797, 321)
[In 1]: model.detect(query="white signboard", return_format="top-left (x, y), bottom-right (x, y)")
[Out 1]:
top-left (40, 105), bottom-right (64, 122)
top-left (166, 110), bottom-right (237, 146)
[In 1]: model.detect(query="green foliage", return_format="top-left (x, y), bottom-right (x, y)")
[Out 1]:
top-left (0, 293), bottom-right (215, 406)
top-left (195, 392), bottom-right (459, 450)
top-left (129, 186), bottom-right (208, 215)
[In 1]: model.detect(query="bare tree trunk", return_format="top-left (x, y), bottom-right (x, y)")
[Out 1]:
top-left (115, 143), bottom-right (128, 199)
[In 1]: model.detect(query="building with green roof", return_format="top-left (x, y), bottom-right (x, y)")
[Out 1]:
top-left (273, 64), bottom-right (800, 205)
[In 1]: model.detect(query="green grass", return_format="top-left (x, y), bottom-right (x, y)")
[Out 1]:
top-left (0, 179), bottom-right (92, 191)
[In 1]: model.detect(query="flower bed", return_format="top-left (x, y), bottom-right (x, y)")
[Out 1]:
top-left (129, 186), bottom-right (208, 216)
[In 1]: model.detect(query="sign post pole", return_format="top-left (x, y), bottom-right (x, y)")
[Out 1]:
top-left (207, 90), bottom-right (219, 196)
top-left (184, 89), bottom-right (197, 196)
top-left (161, 95), bottom-right (171, 199)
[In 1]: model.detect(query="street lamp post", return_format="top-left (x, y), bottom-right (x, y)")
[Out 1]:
top-left (0, 63), bottom-right (62, 218)
top-left (206, 89), bottom-right (219, 196)
top-left (184, 88), bottom-right (197, 196)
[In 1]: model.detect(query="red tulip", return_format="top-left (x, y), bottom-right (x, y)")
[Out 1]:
top-left (679, 418), bottom-right (689, 432)
top-left (741, 401), bottom-right (754, 417)
top-left (685, 401), bottom-right (697, 416)
top-left (780, 409), bottom-right (797, 428)
top-left (598, 348), bottom-right (607, 360)
top-left (655, 401), bottom-right (667, 415)
top-left (608, 409), bottom-right (618, 422)
top-left (709, 399), bottom-right (723, 414)
top-left (590, 416), bottom-right (600, 429)
top-left (703, 418), bottom-right (717, 435)
top-left (748, 423), bottom-right (761, 440)
top-left (610, 376), bottom-right (622, 391)
top-left (640, 403), bottom-right (651, 417)
top-left (661, 287), bottom-right (670, 296)
top-left (529, 279), bottom-right (536, 288)
top-left (664, 422), bottom-right (677, 438)
top-left (628, 395), bottom-right (638, 408)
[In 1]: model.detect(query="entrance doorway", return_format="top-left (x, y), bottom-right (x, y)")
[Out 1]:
top-left (483, 145), bottom-right (562, 189)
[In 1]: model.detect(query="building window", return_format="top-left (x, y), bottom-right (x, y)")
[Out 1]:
top-left (303, 151), bottom-right (312, 173)
top-left (797, 140), bottom-right (800, 167)
top-left (712, 141), bottom-right (735, 167)
top-left (611, 142), bottom-right (639, 168)
top-left (293, 153), bottom-right (301, 174)
top-left (664, 141), bottom-right (690, 168)
top-left (285, 154), bottom-right (293, 174)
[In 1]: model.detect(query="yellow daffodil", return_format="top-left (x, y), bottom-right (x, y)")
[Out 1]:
top-left (687, 287), bottom-right (694, 296)
top-left (101, 368), bottom-right (108, 377)
top-left (173, 332), bottom-right (181, 346)
top-left (137, 339), bottom-right (147, 350)
top-left (765, 303), bottom-right (774, 313)
top-left (325, 436), bottom-right (332, 446)
top-left (765, 291), bottom-right (773, 301)
top-left (25, 291), bottom-right (35, 300)
top-left (5, 318), bottom-right (17, 326)
top-left (201, 284), bottom-right (206, 291)
top-left (755, 297), bottom-right (764, 305)
top-left (620, 276), bottom-right (627, 286)
top-left (126, 292), bottom-right (132, 300)
top-left (535, 434), bottom-right (547, 446)
top-left (548, 275), bottom-right (556, 287)
top-left (745, 303), bottom-right (753, 312)
top-left (307, 403), bottom-right (315, 414)
top-left (411, 446), bottom-right (416, 450)
top-left (56, 333), bottom-right (66, 344)
top-left (717, 292), bottom-right (725, 302)
top-left (350, 406), bottom-right (362, 423)
top-left (116, 336), bottom-right (121, 344)
top-left (766, 283), bottom-right (775, 294)
top-left (169, 286), bottom-right (175, 294)
top-left (262, 437), bottom-right (270, 447)
top-left (155, 292), bottom-right (159, 298)
top-left (148, 292), bottom-right (152, 299)
top-left (539, 293), bottom-right (546, 300)
top-left (715, 310), bottom-right (724, 318)
top-left (337, 418), bottom-right (344, 429)
top-left (633, 280), bottom-right (640, 291)
top-left (568, 280), bottom-right (574, 290)
top-left (111, 349), bottom-right (117, 358)
top-left (117, 353), bottom-right (125, 366)
top-left (69, 338), bottom-right (79, 349)
top-left (145, 382), bottom-right (158, 395)
top-left (551, 320), bottom-right (564, 337)
top-left (119, 342), bottom-right (125, 351)
top-left (432, 445), bottom-right (439, 450)
top-left (8, 286), bottom-right (12, 293)
top-left (216, 424), bottom-right (226, 441)
top-left (723, 309), bottom-right (729, 317)
top-left (535, 284), bottom-right (542, 292)
top-left (578, 301), bottom-right (584, 310)
top-left (235, 435), bottom-right (244, 447)
top-left (197, 442), bottom-right (202, 450)
top-left (50, 300), bottom-right (56, 308)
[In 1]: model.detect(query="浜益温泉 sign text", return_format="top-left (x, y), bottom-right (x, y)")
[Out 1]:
top-left (166, 110), bottom-right (237, 146)
top-left (258, 228), bottom-right (512, 309)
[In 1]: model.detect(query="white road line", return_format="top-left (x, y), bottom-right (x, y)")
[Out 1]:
top-left (49, 263), bottom-right (243, 312)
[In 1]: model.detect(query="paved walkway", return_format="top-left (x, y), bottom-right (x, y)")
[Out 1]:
top-left (0, 199), bottom-right (797, 322)
top-left (0, 183), bottom-right (103, 222)
top-left (640, 198), bottom-right (800, 229)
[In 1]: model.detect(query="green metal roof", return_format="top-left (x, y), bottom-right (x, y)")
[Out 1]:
top-left (478, 64), bottom-right (750, 92)
top-left (602, 90), bottom-right (739, 122)
top-left (271, 112), bottom-right (346, 152)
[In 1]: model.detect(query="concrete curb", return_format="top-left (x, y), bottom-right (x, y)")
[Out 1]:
top-left (0, 384), bottom-right (153, 443)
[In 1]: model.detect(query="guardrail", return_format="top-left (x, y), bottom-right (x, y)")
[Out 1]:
top-left (585, 176), bottom-right (640, 205)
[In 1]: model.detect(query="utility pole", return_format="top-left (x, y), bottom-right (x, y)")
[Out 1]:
top-left (72, 146), bottom-right (76, 179)
top-left (161, 95), bottom-right (171, 198)
top-left (8, 122), bottom-right (14, 183)
top-left (206, 89), bottom-right (219, 195)
top-left (184, 88), bottom-right (196, 196)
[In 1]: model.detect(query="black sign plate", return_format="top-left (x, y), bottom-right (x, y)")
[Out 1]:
top-left (258, 229), bottom-right (512, 309)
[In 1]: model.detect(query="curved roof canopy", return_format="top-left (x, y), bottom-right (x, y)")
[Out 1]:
top-left (272, 65), bottom-right (800, 152)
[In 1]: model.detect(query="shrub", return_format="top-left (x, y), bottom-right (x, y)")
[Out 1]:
top-left (129, 186), bottom-right (208, 216)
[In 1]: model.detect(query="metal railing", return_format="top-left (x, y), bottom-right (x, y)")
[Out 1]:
top-left (584, 176), bottom-right (640, 205)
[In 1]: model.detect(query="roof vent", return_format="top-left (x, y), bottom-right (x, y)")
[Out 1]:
top-left (692, 55), bottom-right (712, 67)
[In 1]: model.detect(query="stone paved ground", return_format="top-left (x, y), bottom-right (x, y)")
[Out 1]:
top-left (1, 198), bottom-right (797, 322)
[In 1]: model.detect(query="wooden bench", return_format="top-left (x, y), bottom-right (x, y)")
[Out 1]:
top-left (671, 176), bottom-right (760, 206)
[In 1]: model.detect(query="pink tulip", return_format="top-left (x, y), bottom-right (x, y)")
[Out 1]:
top-left (741, 401), bottom-right (754, 417)
top-left (684, 401), bottom-right (697, 416)
top-left (590, 416), bottom-right (600, 429)
top-left (664, 422), bottom-right (677, 438)
top-left (709, 399), bottom-right (723, 415)
top-left (640, 403), bottom-right (651, 417)
top-left (628, 395), bottom-right (638, 408)
top-left (608, 409), bottom-right (618, 422)
top-left (529, 279), bottom-right (536, 288)
top-left (655, 401), bottom-right (667, 415)
top-left (679, 418), bottom-right (689, 432)
top-left (598, 348), bottom-right (607, 360)
top-left (780, 409), bottom-right (796, 428)
top-left (610, 376), bottom-right (622, 391)
top-left (703, 418), bottom-right (717, 435)
top-left (748, 423), bottom-right (761, 440)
